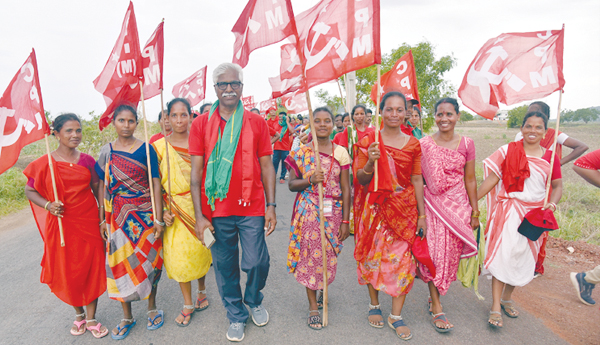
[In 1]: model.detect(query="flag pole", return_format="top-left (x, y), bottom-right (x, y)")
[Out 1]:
top-left (138, 81), bottom-right (157, 221)
top-left (303, 88), bottom-right (329, 327)
top-left (373, 64), bottom-right (381, 192)
top-left (44, 134), bottom-right (65, 247)
top-left (544, 89), bottom-right (562, 205)
top-left (336, 78), bottom-right (346, 112)
top-left (160, 89), bottom-right (172, 212)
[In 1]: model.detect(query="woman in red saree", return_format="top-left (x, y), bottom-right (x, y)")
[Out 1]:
top-left (24, 114), bottom-right (108, 338)
top-left (354, 92), bottom-right (426, 340)
top-left (333, 104), bottom-right (374, 150)
top-left (418, 98), bottom-right (479, 332)
top-left (478, 111), bottom-right (562, 328)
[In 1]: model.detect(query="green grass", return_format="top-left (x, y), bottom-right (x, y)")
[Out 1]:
top-left (553, 181), bottom-right (600, 244)
top-left (0, 168), bottom-right (29, 218)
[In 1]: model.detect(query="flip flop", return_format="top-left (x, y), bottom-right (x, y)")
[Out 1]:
top-left (111, 319), bottom-right (136, 340)
top-left (147, 310), bottom-right (164, 330)
top-left (175, 308), bottom-right (194, 328)
top-left (196, 290), bottom-right (209, 311)
top-left (70, 319), bottom-right (86, 336)
top-left (431, 312), bottom-right (453, 333)
top-left (86, 320), bottom-right (109, 339)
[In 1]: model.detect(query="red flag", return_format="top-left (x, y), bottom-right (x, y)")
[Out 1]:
top-left (98, 84), bottom-right (141, 130)
top-left (172, 66), bottom-right (207, 107)
top-left (242, 96), bottom-right (255, 110)
top-left (259, 99), bottom-right (277, 113)
top-left (93, 2), bottom-right (143, 106)
top-left (232, 0), bottom-right (297, 68)
top-left (370, 50), bottom-right (420, 105)
top-left (141, 21), bottom-right (164, 99)
top-left (0, 49), bottom-right (49, 175)
top-left (458, 28), bottom-right (565, 119)
top-left (282, 91), bottom-right (308, 113)
top-left (270, 0), bottom-right (381, 98)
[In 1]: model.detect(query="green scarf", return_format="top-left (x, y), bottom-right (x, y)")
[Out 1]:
top-left (204, 100), bottom-right (244, 210)
top-left (278, 115), bottom-right (288, 141)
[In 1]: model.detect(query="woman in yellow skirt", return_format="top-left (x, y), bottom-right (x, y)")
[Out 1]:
top-left (153, 98), bottom-right (212, 327)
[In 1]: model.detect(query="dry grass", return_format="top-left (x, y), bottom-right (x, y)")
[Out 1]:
top-left (454, 120), bottom-right (600, 245)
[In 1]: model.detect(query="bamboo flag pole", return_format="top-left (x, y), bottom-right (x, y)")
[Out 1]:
top-left (303, 89), bottom-right (329, 326)
top-left (138, 81), bottom-right (157, 221)
top-left (544, 89), bottom-right (563, 204)
top-left (44, 134), bottom-right (65, 247)
top-left (373, 65), bottom-right (382, 192)
top-left (160, 89), bottom-right (172, 212)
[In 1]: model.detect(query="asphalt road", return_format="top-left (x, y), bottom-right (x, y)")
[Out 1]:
top-left (0, 182), bottom-right (567, 345)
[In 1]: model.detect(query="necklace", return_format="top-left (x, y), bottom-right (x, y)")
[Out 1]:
top-left (116, 139), bottom-right (137, 152)
top-left (54, 150), bottom-right (79, 167)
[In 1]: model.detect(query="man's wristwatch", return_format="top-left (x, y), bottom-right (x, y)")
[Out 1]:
top-left (266, 203), bottom-right (277, 208)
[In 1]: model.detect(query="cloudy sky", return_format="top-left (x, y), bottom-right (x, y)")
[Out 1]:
top-left (1, 0), bottom-right (598, 121)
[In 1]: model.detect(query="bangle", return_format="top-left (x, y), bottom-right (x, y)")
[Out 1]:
top-left (44, 201), bottom-right (51, 210)
top-left (341, 220), bottom-right (350, 224)
top-left (155, 219), bottom-right (166, 227)
top-left (471, 210), bottom-right (480, 217)
top-left (99, 219), bottom-right (106, 225)
top-left (308, 175), bottom-right (314, 185)
top-left (362, 166), bottom-right (374, 175)
top-left (549, 202), bottom-right (557, 211)
top-left (418, 215), bottom-right (426, 219)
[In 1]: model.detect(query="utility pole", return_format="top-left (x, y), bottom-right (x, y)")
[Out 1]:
top-left (345, 71), bottom-right (357, 111)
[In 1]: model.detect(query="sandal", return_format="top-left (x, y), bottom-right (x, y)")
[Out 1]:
top-left (368, 304), bottom-right (384, 328)
top-left (86, 319), bottom-right (109, 339)
top-left (196, 290), bottom-right (209, 311)
top-left (307, 310), bottom-right (322, 330)
top-left (70, 312), bottom-right (86, 336)
top-left (111, 318), bottom-right (136, 340)
top-left (500, 299), bottom-right (519, 318)
top-left (388, 314), bottom-right (412, 341)
top-left (488, 311), bottom-right (503, 328)
top-left (431, 313), bottom-right (453, 333)
top-left (175, 305), bottom-right (195, 327)
top-left (147, 309), bottom-right (164, 330)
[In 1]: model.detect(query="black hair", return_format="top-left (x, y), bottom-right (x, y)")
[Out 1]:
top-left (522, 111), bottom-right (548, 129)
top-left (379, 91), bottom-right (407, 112)
top-left (158, 110), bottom-right (165, 121)
top-left (334, 114), bottom-right (343, 119)
top-left (342, 113), bottom-right (350, 122)
top-left (113, 104), bottom-right (138, 122)
top-left (313, 107), bottom-right (334, 121)
top-left (51, 113), bottom-right (81, 135)
top-left (413, 106), bottom-right (421, 117)
top-left (167, 98), bottom-right (192, 116)
top-left (279, 111), bottom-right (287, 116)
top-left (250, 108), bottom-right (260, 113)
top-left (366, 108), bottom-right (373, 115)
top-left (529, 101), bottom-right (550, 117)
top-left (434, 97), bottom-right (459, 114)
top-left (297, 114), bottom-right (303, 121)
top-left (199, 103), bottom-right (213, 114)
top-left (351, 104), bottom-right (367, 119)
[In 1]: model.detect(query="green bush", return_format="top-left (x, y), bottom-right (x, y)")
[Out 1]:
top-left (506, 105), bottom-right (528, 128)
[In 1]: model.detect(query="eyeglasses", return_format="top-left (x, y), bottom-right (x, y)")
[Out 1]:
top-left (215, 81), bottom-right (243, 90)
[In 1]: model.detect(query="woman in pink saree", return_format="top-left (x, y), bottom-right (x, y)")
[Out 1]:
top-left (418, 98), bottom-right (479, 333)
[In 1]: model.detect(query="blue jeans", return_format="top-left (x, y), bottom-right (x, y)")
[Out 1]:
top-left (272, 150), bottom-right (289, 180)
top-left (211, 216), bottom-right (270, 324)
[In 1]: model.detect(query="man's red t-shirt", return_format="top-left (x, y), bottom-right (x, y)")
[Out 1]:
top-left (189, 109), bottom-right (273, 217)
top-left (267, 117), bottom-right (278, 137)
top-left (272, 121), bottom-right (292, 151)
